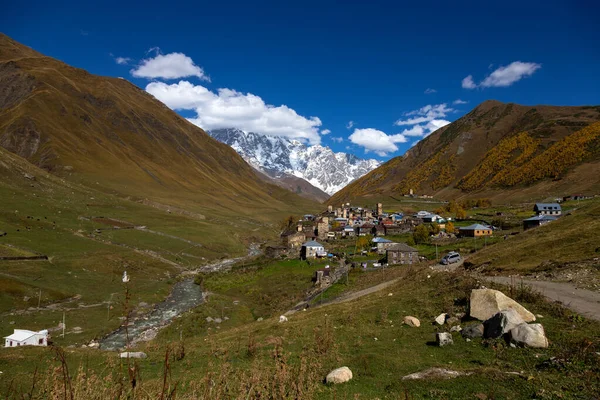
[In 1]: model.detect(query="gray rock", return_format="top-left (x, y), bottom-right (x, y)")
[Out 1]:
top-left (436, 332), bottom-right (454, 346)
top-left (119, 352), bottom-right (147, 359)
top-left (510, 323), bottom-right (549, 348)
top-left (446, 316), bottom-right (459, 325)
top-left (205, 317), bottom-right (213, 322)
top-left (256, 317), bottom-right (263, 321)
top-left (470, 289), bottom-right (535, 322)
top-left (403, 316), bottom-right (420, 327)
top-left (450, 325), bottom-right (462, 332)
top-left (483, 309), bottom-right (525, 339)
top-left (214, 318), bottom-right (222, 324)
top-left (461, 323), bottom-right (484, 339)
top-left (326, 366), bottom-right (353, 384)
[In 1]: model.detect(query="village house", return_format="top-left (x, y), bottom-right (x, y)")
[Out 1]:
top-left (533, 203), bottom-right (562, 216)
top-left (523, 215), bottom-right (558, 230)
top-left (4, 329), bottom-right (49, 347)
top-left (301, 240), bottom-right (326, 259)
top-left (459, 223), bottom-right (493, 237)
top-left (356, 223), bottom-right (374, 236)
top-left (372, 237), bottom-right (396, 254)
top-left (383, 225), bottom-right (405, 235)
top-left (281, 223), bottom-right (306, 249)
top-left (343, 226), bottom-right (356, 237)
top-left (373, 224), bottom-right (385, 236)
top-left (386, 243), bottom-right (419, 265)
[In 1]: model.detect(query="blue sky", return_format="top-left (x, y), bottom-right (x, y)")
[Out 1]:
top-left (3, 0), bottom-right (599, 160)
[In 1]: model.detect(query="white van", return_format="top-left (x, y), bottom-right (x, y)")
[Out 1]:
top-left (441, 252), bottom-right (461, 265)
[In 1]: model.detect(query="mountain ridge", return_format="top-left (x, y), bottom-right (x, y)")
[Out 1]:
top-left (329, 101), bottom-right (600, 204)
top-left (0, 34), bottom-right (318, 240)
top-left (208, 128), bottom-right (380, 196)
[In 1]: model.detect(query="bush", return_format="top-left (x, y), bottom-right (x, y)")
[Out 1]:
top-left (413, 224), bottom-right (430, 244)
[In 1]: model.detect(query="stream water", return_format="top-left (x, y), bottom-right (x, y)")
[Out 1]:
top-left (100, 246), bottom-right (260, 351)
top-left (99, 279), bottom-right (203, 350)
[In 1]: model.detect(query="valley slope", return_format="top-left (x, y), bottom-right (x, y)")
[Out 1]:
top-left (330, 101), bottom-right (600, 205)
top-left (0, 33), bottom-right (318, 230)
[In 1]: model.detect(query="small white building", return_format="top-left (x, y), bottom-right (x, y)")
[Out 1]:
top-left (4, 329), bottom-right (49, 347)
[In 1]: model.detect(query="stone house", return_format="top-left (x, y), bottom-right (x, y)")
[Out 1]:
top-left (4, 329), bottom-right (49, 347)
top-left (281, 223), bottom-right (306, 249)
top-left (386, 243), bottom-right (418, 265)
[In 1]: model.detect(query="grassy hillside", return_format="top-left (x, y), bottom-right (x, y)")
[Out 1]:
top-left (330, 101), bottom-right (600, 205)
top-left (1, 264), bottom-right (598, 399)
top-left (0, 33), bottom-right (318, 220)
top-left (466, 197), bottom-right (600, 274)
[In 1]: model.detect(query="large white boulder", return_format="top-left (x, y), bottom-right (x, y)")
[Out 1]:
top-left (470, 289), bottom-right (535, 322)
top-left (510, 323), bottom-right (549, 348)
top-left (326, 366), bottom-right (353, 384)
top-left (483, 309), bottom-right (526, 339)
top-left (403, 316), bottom-right (420, 327)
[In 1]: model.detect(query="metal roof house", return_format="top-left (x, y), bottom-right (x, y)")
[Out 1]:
top-left (533, 203), bottom-right (562, 216)
top-left (4, 329), bottom-right (49, 347)
top-left (523, 215), bottom-right (558, 230)
top-left (301, 240), bottom-right (326, 259)
top-left (459, 223), bottom-right (493, 237)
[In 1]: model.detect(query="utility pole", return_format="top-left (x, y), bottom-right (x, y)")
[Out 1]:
top-left (62, 312), bottom-right (65, 338)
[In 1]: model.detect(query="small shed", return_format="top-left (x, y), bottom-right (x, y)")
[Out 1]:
top-left (459, 224), bottom-right (493, 237)
top-left (4, 329), bottom-right (49, 347)
top-left (523, 215), bottom-right (557, 230)
top-left (533, 203), bottom-right (561, 216)
top-left (372, 237), bottom-right (395, 254)
top-left (386, 243), bottom-right (419, 265)
top-left (301, 240), bottom-right (326, 259)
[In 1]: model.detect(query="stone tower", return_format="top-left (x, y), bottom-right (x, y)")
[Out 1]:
top-left (377, 203), bottom-right (383, 215)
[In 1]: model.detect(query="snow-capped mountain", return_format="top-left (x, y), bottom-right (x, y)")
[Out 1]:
top-left (208, 128), bottom-right (381, 195)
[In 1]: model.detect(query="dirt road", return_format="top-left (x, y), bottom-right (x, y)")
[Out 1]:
top-left (484, 276), bottom-right (600, 321)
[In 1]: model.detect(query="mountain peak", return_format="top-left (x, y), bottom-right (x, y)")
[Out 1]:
top-left (208, 128), bottom-right (381, 195)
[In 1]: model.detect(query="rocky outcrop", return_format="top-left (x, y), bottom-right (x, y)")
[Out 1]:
top-left (509, 323), bottom-right (549, 348)
top-left (483, 309), bottom-right (526, 339)
top-left (470, 289), bottom-right (535, 322)
top-left (402, 368), bottom-right (471, 380)
top-left (326, 367), bottom-right (353, 384)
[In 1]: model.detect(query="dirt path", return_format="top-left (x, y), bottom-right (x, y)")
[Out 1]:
top-left (286, 278), bottom-right (401, 315)
top-left (483, 276), bottom-right (600, 321)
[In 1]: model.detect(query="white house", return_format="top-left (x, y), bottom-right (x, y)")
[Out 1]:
top-left (4, 329), bottom-right (49, 347)
top-left (301, 240), bottom-right (325, 259)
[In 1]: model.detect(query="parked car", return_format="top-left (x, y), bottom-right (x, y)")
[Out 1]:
top-left (441, 251), bottom-right (461, 265)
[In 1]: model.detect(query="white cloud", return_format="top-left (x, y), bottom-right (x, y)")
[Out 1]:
top-left (146, 80), bottom-right (322, 144)
top-left (462, 61), bottom-right (541, 89)
top-left (346, 121), bottom-right (354, 129)
top-left (131, 52), bottom-right (210, 81)
top-left (480, 61), bottom-right (541, 88)
top-left (331, 137), bottom-right (343, 143)
top-left (321, 129), bottom-right (331, 135)
top-left (462, 75), bottom-right (477, 89)
top-left (424, 88), bottom-right (437, 94)
top-left (453, 99), bottom-right (468, 105)
top-left (115, 56), bottom-right (132, 65)
top-left (392, 103), bottom-right (453, 140)
top-left (395, 103), bottom-right (454, 126)
top-left (348, 128), bottom-right (407, 156)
